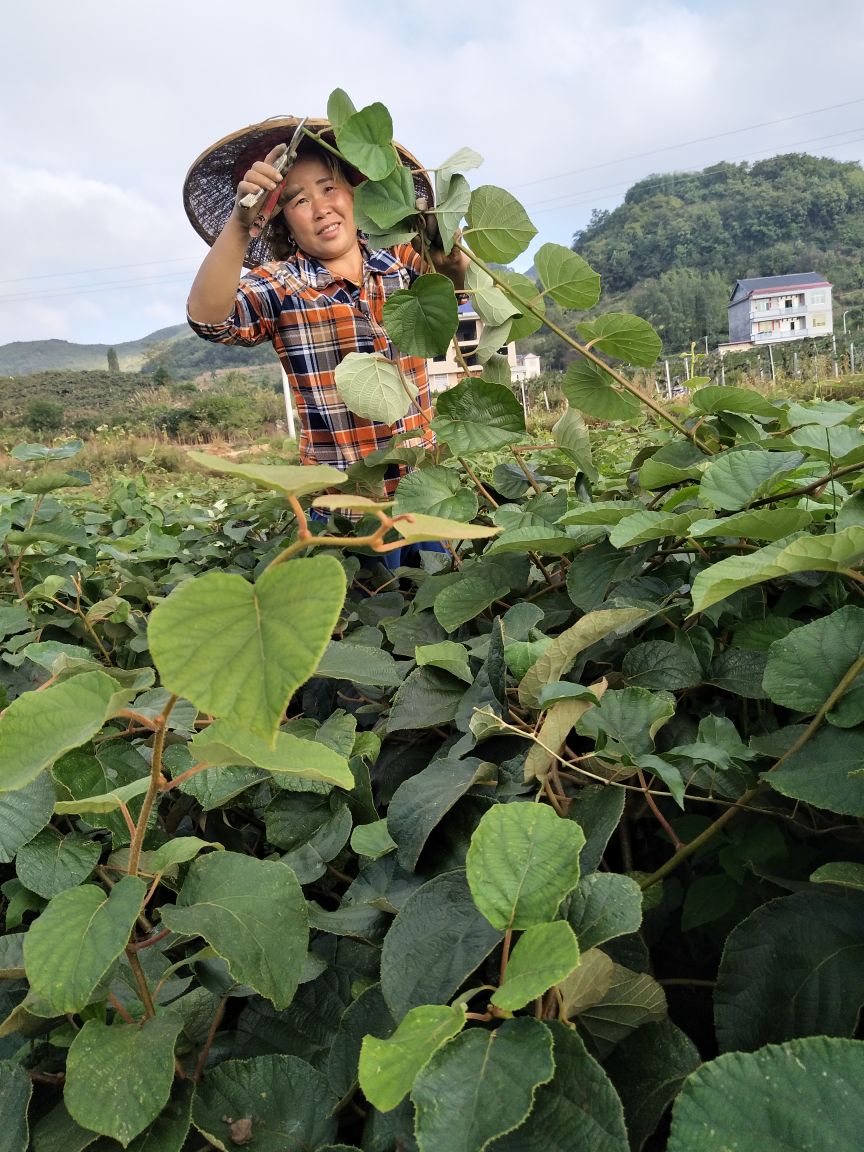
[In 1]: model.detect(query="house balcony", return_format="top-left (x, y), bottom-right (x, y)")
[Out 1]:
top-left (749, 304), bottom-right (807, 320)
top-left (752, 328), bottom-right (810, 344)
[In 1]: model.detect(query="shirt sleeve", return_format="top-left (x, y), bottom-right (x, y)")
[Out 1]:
top-left (392, 242), bottom-right (424, 286)
top-left (186, 267), bottom-right (285, 346)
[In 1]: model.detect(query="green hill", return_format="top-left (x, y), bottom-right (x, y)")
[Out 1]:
top-left (566, 152), bottom-right (864, 353)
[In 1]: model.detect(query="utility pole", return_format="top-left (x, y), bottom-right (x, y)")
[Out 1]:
top-left (280, 365), bottom-right (296, 439)
top-left (832, 334), bottom-right (839, 379)
top-left (768, 344), bottom-right (776, 383)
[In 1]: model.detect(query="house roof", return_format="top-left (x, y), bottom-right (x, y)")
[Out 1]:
top-left (730, 273), bottom-right (831, 303)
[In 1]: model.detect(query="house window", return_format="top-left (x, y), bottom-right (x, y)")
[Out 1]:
top-left (811, 291), bottom-right (826, 305)
top-left (811, 314), bottom-right (828, 329)
top-left (757, 321), bottom-right (772, 333)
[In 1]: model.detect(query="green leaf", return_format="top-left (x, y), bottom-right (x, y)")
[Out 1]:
top-left (30, 1101), bottom-right (98, 1152)
top-left (492, 921), bottom-right (580, 1011)
top-left (335, 353), bottom-right (416, 424)
top-left (411, 1018), bottom-right (554, 1152)
top-left (53, 776), bottom-right (150, 816)
top-left (0, 772), bottom-right (56, 862)
top-left (187, 453), bottom-right (346, 498)
top-left (391, 511), bottom-right (499, 546)
top-left (0, 1060), bottom-right (32, 1152)
top-left (765, 727), bottom-right (864, 816)
top-left (314, 642), bottom-right (406, 688)
top-left (148, 556), bottom-right (346, 746)
top-left (15, 829), bottom-right (100, 898)
top-left (699, 449), bottom-right (806, 511)
top-left (609, 509), bottom-right (699, 548)
top-left (552, 407), bottom-right (595, 477)
top-left (381, 869), bottom-right (503, 1019)
top-left (605, 1019), bottom-right (701, 1152)
top-left (567, 872), bottom-right (644, 951)
top-left (326, 88), bottom-right (356, 133)
top-left (496, 271), bottom-right (546, 340)
top-left (690, 527), bottom-right (864, 615)
top-left (525, 694), bottom-right (601, 782)
top-left (148, 836), bottom-right (222, 873)
top-left (575, 964), bottom-right (667, 1054)
top-left (562, 359), bottom-right (642, 421)
top-left (434, 172), bottom-right (472, 252)
top-left (691, 385), bottom-right (781, 418)
top-left (577, 687), bottom-right (676, 759)
top-left (11, 439), bottom-right (83, 461)
top-left (534, 243), bottom-right (601, 309)
top-left (350, 820), bottom-right (396, 859)
top-left (688, 507), bottom-right (812, 541)
top-left (395, 464), bottom-right (478, 523)
top-left (415, 641), bottom-right (473, 684)
top-left (763, 605), bottom-right (864, 726)
top-left (336, 103), bottom-right (397, 180)
top-left (383, 274), bottom-right (459, 358)
top-left (465, 261), bottom-right (521, 327)
top-left (492, 1022), bottom-right (629, 1152)
top-left (359, 1003), bottom-right (466, 1111)
top-left (576, 313), bottom-right (662, 367)
top-left (353, 163), bottom-right (417, 230)
top-left (431, 377), bottom-right (525, 455)
top-left (24, 875), bottom-right (146, 1014)
top-left (65, 1014), bottom-right (183, 1147)
top-left (191, 1053), bottom-right (338, 1152)
top-left (433, 569), bottom-right (512, 633)
top-left (714, 890), bottom-right (864, 1051)
top-left (810, 861), bottom-right (864, 891)
top-left (389, 757), bottom-right (495, 872)
top-left (622, 639), bottom-right (704, 692)
top-left (519, 607), bottom-right (649, 709)
top-left (467, 802), bottom-right (585, 930)
top-left (667, 1036), bottom-right (864, 1152)
top-left (464, 185), bottom-right (537, 262)
top-left (0, 671), bottom-right (119, 792)
top-left (159, 852), bottom-right (308, 1009)
top-left (387, 667), bottom-right (467, 733)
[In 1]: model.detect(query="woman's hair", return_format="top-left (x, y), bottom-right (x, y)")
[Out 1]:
top-left (268, 139), bottom-right (357, 261)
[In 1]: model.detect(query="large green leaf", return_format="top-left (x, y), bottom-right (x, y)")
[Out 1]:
top-left (192, 1053), bottom-right (338, 1152)
top-left (574, 964), bottom-right (667, 1054)
top-left (315, 642), bottom-right (406, 688)
top-left (466, 802), bottom-right (585, 930)
top-left (328, 983), bottom-right (395, 1099)
top-left (464, 261), bottom-right (521, 327)
top-left (24, 875), bottom-right (146, 1014)
top-left (562, 359), bottom-right (641, 421)
top-left (492, 921), bottom-right (581, 1012)
top-left (336, 103), bottom-right (397, 180)
top-left (159, 852), bottom-right (307, 1009)
top-left (359, 1003), bottom-right (466, 1111)
top-left (353, 163), bottom-right (417, 229)
top-left (495, 271), bottom-right (546, 340)
top-left (391, 512), bottom-right (499, 546)
top-left (688, 507), bottom-right (812, 541)
top-left (387, 667), bottom-right (467, 733)
top-left (326, 88), bottom-right (356, 133)
top-left (433, 569), bottom-right (513, 633)
top-left (189, 718), bottom-right (353, 789)
top-left (534, 243), bottom-right (601, 309)
top-left (388, 757), bottom-right (495, 871)
top-left (691, 384), bottom-right (782, 418)
top-left (714, 890), bottom-right (864, 1051)
top-left (576, 686), bottom-right (676, 760)
top-left (15, 828), bottom-right (100, 898)
top-left (519, 607), bottom-right (649, 708)
top-left (29, 1101), bottom-right (98, 1152)
top-left (765, 727), bottom-right (864, 816)
top-left (0, 671), bottom-right (119, 792)
top-left (65, 1014), bottom-right (183, 1146)
top-left (383, 274), bottom-right (459, 358)
top-left (186, 454), bottom-right (346, 499)
top-left (698, 449), bottom-right (806, 510)
top-left (381, 869), bottom-right (503, 1019)
top-left (576, 313), bottom-right (662, 367)
top-left (566, 872), bottom-right (644, 952)
top-left (334, 352), bottom-right (416, 424)
top-left (552, 406), bottom-right (595, 477)
top-left (605, 1019), bottom-right (701, 1152)
top-left (434, 172), bottom-right (472, 252)
top-left (411, 1018), bottom-right (554, 1152)
top-left (667, 1036), bottom-right (864, 1152)
top-left (431, 377), bottom-right (525, 456)
top-left (464, 185), bottom-right (537, 262)
top-left (0, 772), bottom-right (56, 862)
top-left (0, 1060), bottom-right (31, 1152)
top-left (492, 1022), bottom-right (629, 1152)
top-left (690, 527), bottom-right (864, 615)
top-left (395, 464), bottom-right (478, 522)
top-left (762, 605), bottom-right (864, 726)
top-left (148, 556), bottom-right (346, 746)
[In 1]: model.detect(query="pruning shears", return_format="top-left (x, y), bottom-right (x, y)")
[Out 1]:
top-left (240, 117), bottom-right (309, 239)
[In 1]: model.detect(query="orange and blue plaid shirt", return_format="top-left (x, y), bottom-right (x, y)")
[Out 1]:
top-left (187, 242), bottom-right (435, 495)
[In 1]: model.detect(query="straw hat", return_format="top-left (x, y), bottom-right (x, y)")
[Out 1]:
top-left (183, 116), bottom-right (434, 268)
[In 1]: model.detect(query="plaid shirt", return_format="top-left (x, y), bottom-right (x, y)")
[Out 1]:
top-left (188, 242), bottom-right (434, 495)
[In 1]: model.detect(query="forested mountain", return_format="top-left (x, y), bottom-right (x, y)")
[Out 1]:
top-left (564, 153), bottom-right (864, 353)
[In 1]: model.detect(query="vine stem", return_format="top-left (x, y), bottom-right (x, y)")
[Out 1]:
top-left (125, 947), bottom-right (157, 1020)
top-left (639, 650), bottom-right (864, 889)
top-left (459, 457), bottom-right (499, 509)
top-left (499, 928), bottom-right (513, 986)
top-left (127, 696), bottom-right (177, 879)
top-left (454, 241), bottom-right (704, 447)
top-left (750, 459), bottom-right (864, 508)
top-left (194, 994), bottom-right (229, 1082)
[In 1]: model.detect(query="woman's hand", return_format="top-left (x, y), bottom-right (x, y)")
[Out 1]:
top-left (415, 197), bottom-right (469, 288)
top-left (233, 143), bottom-right (288, 230)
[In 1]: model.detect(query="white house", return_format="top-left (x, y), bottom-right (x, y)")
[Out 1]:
top-left (725, 273), bottom-right (832, 348)
top-left (425, 300), bottom-right (540, 393)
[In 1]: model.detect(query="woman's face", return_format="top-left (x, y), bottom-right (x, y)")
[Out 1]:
top-left (280, 156), bottom-right (358, 264)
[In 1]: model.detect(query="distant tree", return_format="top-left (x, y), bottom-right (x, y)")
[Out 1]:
top-left (24, 398), bottom-right (64, 433)
top-left (152, 364), bottom-right (171, 387)
top-left (106, 347), bottom-right (120, 373)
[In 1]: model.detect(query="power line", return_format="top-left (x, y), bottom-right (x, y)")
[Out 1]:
top-left (0, 271), bottom-right (194, 306)
top-left (0, 255), bottom-right (201, 287)
top-left (510, 96), bottom-right (864, 191)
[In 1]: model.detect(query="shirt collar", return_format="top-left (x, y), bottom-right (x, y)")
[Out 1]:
top-left (289, 238), bottom-right (406, 289)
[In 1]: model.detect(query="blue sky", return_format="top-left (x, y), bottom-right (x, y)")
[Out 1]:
top-left (2, 0), bottom-right (863, 346)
